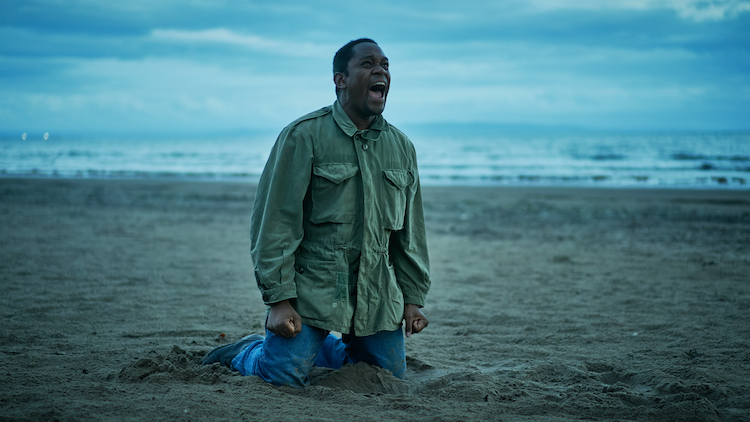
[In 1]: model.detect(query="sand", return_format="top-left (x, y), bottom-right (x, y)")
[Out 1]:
top-left (1, 178), bottom-right (749, 422)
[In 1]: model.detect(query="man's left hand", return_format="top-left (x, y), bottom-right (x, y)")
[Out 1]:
top-left (403, 304), bottom-right (428, 338)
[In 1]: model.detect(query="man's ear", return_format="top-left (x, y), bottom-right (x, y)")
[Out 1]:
top-left (333, 72), bottom-right (346, 89)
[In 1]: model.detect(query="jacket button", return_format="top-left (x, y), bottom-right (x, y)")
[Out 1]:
top-left (297, 267), bottom-right (304, 274)
top-left (362, 143), bottom-right (368, 151)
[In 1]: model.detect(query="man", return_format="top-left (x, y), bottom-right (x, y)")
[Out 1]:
top-left (201, 38), bottom-right (431, 388)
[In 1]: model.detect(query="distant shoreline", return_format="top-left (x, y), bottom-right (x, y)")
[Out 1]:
top-left (2, 174), bottom-right (748, 190)
top-left (2, 175), bottom-right (749, 192)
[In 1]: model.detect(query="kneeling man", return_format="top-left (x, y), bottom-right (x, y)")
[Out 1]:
top-left (202, 38), bottom-right (431, 388)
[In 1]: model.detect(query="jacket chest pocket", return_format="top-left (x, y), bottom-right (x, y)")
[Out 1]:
top-left (310, 163), bottom-right (359, 224)
top-left (381, 169), bottom-right (412, 230)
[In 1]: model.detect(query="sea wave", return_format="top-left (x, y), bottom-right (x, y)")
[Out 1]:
top-left (2, 131), bottom-right (748, 189)
top-left (672, 153), bottom-right (750, 162)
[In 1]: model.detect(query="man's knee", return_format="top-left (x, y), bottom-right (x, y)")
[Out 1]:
top-left (246, 324), bottom-right (329, 387)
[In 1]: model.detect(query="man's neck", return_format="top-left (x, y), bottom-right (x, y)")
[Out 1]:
top-left (337, 97), bottom-right (376, 130)
top-left (351, 116), bottom-right (375, 131)
top-left (344, 109), bottom-right (375, 131)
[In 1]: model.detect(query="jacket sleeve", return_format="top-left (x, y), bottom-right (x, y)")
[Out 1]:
top-left (389, 144), bottom-right (431, 307)
top-left (250, 127), bottom-right (313, 305)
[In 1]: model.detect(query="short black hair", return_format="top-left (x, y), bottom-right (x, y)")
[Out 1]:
top-left (333, 38), bottom-right (378, 76)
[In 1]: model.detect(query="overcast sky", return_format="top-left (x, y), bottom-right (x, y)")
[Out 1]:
top-left (2, 0), bottom-right (749, 135)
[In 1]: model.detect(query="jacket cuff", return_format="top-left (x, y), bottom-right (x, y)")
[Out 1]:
top-left (402, 289), bottom-right (426, 308)
top-left (260, 284), bottom-right (297, 305)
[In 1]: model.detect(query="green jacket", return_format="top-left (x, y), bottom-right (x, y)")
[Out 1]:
top-left (251, 101), bottom-right (431, 336)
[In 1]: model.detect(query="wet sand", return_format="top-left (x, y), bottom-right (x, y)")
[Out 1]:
top-left (1, 178), bottom-right (749, 421)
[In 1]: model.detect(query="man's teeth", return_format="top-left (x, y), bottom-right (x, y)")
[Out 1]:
top-left (371, 82), bottom-right (386, 92)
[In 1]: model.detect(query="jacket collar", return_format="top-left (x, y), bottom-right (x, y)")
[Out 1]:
top-left (332, 100), bottom-right (387, 141)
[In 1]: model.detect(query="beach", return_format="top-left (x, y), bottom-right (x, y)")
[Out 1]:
top-left (1, 178), bottom-right (749, 421)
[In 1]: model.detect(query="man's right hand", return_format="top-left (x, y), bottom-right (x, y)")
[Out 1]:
top-left (266, 299), bottom-right (302, 338)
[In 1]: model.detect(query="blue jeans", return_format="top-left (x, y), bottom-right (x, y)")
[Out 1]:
top-left (231, 324), bottom-right (406, 387)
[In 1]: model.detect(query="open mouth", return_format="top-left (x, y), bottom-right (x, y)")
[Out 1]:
top-left (369, 81), bottom-right (387, 101)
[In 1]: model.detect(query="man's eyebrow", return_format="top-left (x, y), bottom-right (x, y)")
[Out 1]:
top-left (358, 54), bottom-right (388, 62)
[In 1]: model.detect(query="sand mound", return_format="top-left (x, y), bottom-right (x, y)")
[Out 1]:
top-left (308, 363), bottom-right (413, 394)
top-left (118, 345), bottom-right (234, 384)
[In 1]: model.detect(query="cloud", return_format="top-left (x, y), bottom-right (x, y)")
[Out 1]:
top-left (150, 28), bottom-right (334, 58)
top-left (523, 0), bottom-right (750, 21)
top-left (670, 0), bottom-right (750, 20)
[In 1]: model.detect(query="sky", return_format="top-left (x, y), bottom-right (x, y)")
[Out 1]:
top-left (1, 0), bottom-right (749, 136)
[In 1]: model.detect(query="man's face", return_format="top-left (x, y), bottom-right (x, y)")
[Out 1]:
top-left (337, 43), bottom-right (390, 123)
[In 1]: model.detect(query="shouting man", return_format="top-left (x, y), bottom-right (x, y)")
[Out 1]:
top-left (202, 38), bottom-right (431, 387)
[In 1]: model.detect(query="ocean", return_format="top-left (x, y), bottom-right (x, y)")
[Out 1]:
top-left (1, 130), bottom-right (748, 189)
